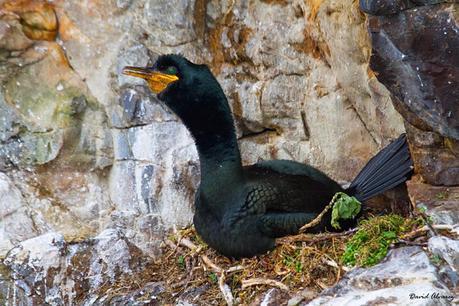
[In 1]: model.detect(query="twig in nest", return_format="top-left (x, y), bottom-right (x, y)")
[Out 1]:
top-left (400, 224), bottom-right (453, 240)
top-left (226, 265), bottom-right (245, 273)
top-left (299, 193), bottom-right (340, 233)
top-left (241, 278), bottom-right (289, 291)
top-left (201, 255), bottom-right (223, 273)
top-left (277, 228), bottom-right (357, 245)
top-left (395, 239), bottom-right (427, 247)
top-left (314, 279), bottom-right (329, 290)
top-left (179, 237), bottom-right (198, 251)
top-left (178, 240), bottom-right (234, 305)
top-left (164, 239), bottom-right (177, 250)
top-left (219, 272), bottom-right (234, 306)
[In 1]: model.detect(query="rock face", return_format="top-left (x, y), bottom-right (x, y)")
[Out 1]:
top-left (0, 0), bottom-right (453, 304)
top-left (308, 246), bottom-right (456, 306)
top-left (2, 229), bottom-right (153, 305)
top-left (363, 1), bottom-right (459, 185)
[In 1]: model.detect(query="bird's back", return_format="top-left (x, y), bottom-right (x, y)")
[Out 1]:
top-left (243, 160), bottom-right (343, 214)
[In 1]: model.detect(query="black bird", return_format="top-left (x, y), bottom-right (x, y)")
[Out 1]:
top-left (123, 54), bottom-right (413, 258)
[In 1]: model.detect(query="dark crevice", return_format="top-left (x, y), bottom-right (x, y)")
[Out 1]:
top-left (346, 101), bottom-right (378, 145)
top-left (238, 127), bottom-right (277, 140)
top-left (300, 111), bottom-right (310, 140)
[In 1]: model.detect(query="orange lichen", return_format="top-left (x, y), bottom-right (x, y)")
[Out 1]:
top-left (208, 24), bottom-right (227, 75)
top-left (2, 0), bottom-right (58, 41)
top-left (305, 0), bottom-right (325, 22)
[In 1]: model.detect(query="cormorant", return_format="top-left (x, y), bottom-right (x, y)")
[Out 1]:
top-left (123, 54), bottom-right (413, 258)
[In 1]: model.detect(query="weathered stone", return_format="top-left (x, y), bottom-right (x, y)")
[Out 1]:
top-left (287, 288), bottom-right (317, 306)
top-left (360, 0), bottom-right (416, 15)
top-left (1, 1), bottom-right (58, 41)
top-left (249, 288), bottom-right (291, 306)
top-left (360, 0), bottom-right (454, 15)
top-left (0, 17), bottom-right (33, 52)
top-left (428, 236), bottom-right (459, 272)
top-left (406, 176), bottom-right (459, 225)
top-left (0, 172), bottom-right (38, 258)
top-left (308, 246), bottom-right (456, 305)
top-left (103, 281), bottom-right (165, 305)
top-left (362, 1), bottom-right (459, 186)
top-left (405, 122), bottom-right (459, 186)
top-left (366, 2), bottom-right (459, 140)
top-left (3, 232), bottom-right (67, 305)
top-left (2, 229), bottom-right (153, 305)
top-left (0, 38), bottom-right (112, 169)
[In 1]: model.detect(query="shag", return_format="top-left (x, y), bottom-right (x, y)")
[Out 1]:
top-left (123, 54), bottom-right (413, 258)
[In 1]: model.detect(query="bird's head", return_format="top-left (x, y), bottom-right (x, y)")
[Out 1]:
top-left (122, 54), bottom-right (228, 124)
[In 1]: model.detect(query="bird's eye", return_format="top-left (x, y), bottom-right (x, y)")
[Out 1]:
top-left (164, 66), bottom-right (178, 75)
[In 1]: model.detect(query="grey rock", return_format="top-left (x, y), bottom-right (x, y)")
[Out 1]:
top-left (251, 288), bottom-right (291, 306)
top-left (143, 0), bottom-right (197, 46)
top-left (0, 172), bottom-right (38, 257)
top-left (2, 229), bottom-right (152, 305)
top-left (428, 236), bottom-right (459, 272)
top-left (365, 3), bottom-right (459, 140)
top-left (307, 247), bottom-right (456, 305)
top-left (0, 93), bottom-right (20, 142)
top-left (360, 0), bottom-right (453, 15)
top-left (116, 0), bottom-right (133, 10)
top-left (3, 232), bottom-right (67, 305)
top-left (117, 44), bottom-right (153, 87)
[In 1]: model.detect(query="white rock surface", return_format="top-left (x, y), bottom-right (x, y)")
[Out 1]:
top-left (0, 172), bottom-right (38, 257)
top-left (307, 247), bottom-right (456, 306)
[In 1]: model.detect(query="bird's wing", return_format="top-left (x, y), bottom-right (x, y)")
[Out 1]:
top-left (243, 160), bottom-right (343, 213)
top-left (258, 212), bottom-right (318, 237)
top-left (251, 159), bottom-right (341, 189)
top-left (226, 183), bottom-right (281, 225)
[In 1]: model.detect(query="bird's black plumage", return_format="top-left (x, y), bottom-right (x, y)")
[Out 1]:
top-left (128, 54), bottom-right (413, 258)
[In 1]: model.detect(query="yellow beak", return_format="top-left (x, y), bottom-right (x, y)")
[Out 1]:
top-left (122, 66), bottom-right (179, 94)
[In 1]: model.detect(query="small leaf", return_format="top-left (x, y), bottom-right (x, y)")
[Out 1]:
top-left (331, 192), bottom-right (362, 229)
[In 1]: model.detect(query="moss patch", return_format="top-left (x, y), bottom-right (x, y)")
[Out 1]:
top-left (341, 214), bottom-right (423, 267)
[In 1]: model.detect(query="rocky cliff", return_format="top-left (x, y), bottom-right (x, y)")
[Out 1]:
top-left (0, 0), bottom-right (457, 305)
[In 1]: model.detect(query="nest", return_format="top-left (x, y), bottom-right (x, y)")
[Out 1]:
top-left (97, 212), bottom-right (455, 305)
top-left (100, 226), bottom-right (354, 305)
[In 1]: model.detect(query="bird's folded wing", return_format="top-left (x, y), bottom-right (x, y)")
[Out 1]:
top-left (258, 212), bottom-right (317, 238)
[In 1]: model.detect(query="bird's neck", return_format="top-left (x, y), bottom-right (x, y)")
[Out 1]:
top-left (195, 129), bottom-right (243, 188)
top-left (179, 98), bottom-right (244, 201)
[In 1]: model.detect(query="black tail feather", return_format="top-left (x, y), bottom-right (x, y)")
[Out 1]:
top-left (347, 134), bottom-right (413, 202)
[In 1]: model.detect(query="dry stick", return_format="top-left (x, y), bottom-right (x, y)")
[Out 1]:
top-left (219, 272), bottom-right (234, 306)
top-left (400, 224), bottom-right (454, 240)
top-left (201, 255), bottom-right (223, 273)
top-left (298, 192), bottom-right (341, 233)
top-left (174, 236), bottom-right (235, 305)
top-left (277, 228), bottom-right (357, 245)
top-left (179, 237), bottom-right (199, 250)
top-left (241, 278), bottom-right (289, 291)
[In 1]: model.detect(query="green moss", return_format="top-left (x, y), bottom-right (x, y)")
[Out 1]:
top-left (435, 192), bottom-right (447, 200)
top-left (341, 214), bottom-right (422, 267)
top-left (429, 254), bottom-right (443, 266)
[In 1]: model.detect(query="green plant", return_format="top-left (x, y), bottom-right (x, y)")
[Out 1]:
top-left (209, 272), bottom-right (218, 283)
top-left (177, 255), bottom-right (185, 269)
top-left (429, 254), bottom-right (442, 266)
top-left (331, 192), bottom-right (361, 229)
top-left (341, 214), bottom-right (421, 267)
